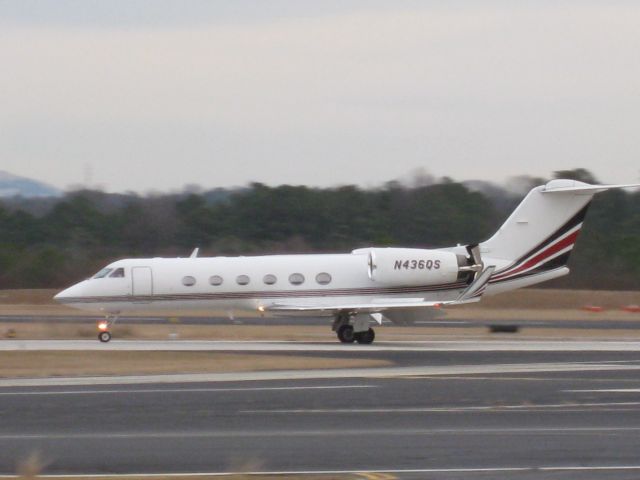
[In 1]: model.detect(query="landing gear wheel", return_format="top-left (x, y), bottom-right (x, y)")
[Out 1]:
top-left (98, 331), bottom-right (112, 343)
top-left (355, 328), bottom-right (375, 345)
top-left (337, 324), bottom-right (355, 343)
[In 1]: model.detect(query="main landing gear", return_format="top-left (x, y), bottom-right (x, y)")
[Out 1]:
top-left (333, 312), bottom-right (376, 345)
top-left (97, 316), bottom-right (118, 342)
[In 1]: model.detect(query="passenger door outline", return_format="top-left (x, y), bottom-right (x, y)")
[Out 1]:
top-left (132, 266), bottom-right (153, 298)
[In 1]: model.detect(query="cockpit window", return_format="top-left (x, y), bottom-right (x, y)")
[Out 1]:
top-left (109, 268), bottom-right (125, 278)
top-left (93, 268), bottom-right (112, 279)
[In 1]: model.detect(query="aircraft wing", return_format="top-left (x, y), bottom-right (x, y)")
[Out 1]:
top-left (266, 266), bottom-right (496, 315)
top-left (266, 298), bottom-right (458, 314)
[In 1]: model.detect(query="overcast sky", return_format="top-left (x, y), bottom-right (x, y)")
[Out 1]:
top-left (1, 1), bottom-right (639, 192)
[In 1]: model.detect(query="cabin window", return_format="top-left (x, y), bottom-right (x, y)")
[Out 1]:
top-left (289, 273), bottom-right (305, 285)
top-left (263, 274), bottom-right (277, 285)
top-left (315, 272), bottom-right (332, 285)
top-left (236, 275), bottom-right (250, 286)
top-left (109, 268), bottom-right (125, 278)
top-left (209, 275), bottom-right (223, 286)
top-left (93, 268), bottom-right (112, 279)
top-left (182, 276), bottom-right (196, 287)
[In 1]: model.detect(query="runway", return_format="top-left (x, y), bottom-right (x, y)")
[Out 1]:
top-left (3, 340), bottom-right (640, 478)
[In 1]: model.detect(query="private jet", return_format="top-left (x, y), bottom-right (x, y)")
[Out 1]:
top-left (55, 179), bottom-right (639, 343)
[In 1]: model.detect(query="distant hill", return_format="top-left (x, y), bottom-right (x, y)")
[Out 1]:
top-left (0, 171), bottom-right (61, 197)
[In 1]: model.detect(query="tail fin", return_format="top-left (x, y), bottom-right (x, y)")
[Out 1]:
top-left (482, 179), bottom-right (639, 282)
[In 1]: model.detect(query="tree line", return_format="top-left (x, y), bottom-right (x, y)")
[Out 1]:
top-left (0, 169), bottom-right (638, 290)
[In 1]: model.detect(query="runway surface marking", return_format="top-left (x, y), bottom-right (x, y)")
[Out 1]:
top-left (565, 388), bottom-right (640, 393)
top-left (243, 401), bottom-right (640, 414)
top-left (0, 384), bottom-right (375, 396)
top-left (4, 339), bottom-right (640, 352)
top-left (403, 375), bottom-right (640, 382)
top-left (4, 426), bottom-right (640, 440)
top-left (2, 360), bottom-right (640, 387)
top-left (4, 465), bottom-right (640, 477)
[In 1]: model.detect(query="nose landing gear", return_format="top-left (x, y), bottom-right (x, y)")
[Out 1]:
top-left (97, 316), bottom-right (118, 342)
top-left (98, 330), bottom-right (112, 343)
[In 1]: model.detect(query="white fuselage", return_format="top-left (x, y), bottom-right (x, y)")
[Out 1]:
top-left (54, 248), bottom-right (562, 317)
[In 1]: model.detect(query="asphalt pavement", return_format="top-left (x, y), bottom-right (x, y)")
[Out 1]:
top-left (3, 341), bottom-right (640, 478)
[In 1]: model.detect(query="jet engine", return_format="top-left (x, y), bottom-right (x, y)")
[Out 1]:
top-left (353, 247), bottom-right (473, 286)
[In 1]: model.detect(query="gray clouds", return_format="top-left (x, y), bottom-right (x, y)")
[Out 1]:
top-left (1, 1), bottom-right (639, 191)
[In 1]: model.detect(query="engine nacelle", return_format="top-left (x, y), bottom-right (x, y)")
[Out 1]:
top-left (353, 247), bottom-right (465, 286)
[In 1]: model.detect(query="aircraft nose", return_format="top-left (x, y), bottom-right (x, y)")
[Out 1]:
top-left (53, 287), bottom-right (71, 303)
top-left (54, 282), bottom-right (86, 304)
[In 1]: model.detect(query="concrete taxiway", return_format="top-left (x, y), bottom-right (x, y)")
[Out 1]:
top-left (3, 340), bottom-right (640, 478)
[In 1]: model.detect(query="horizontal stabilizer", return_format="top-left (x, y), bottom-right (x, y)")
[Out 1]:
top-left (542, 182), bottom-right (640, 194)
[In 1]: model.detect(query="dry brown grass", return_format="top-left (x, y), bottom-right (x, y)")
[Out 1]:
top-left (4, 319), bottom-right (640, 343)
top-left (0, 289), bottom-right (58, 305)
top-left (467, 289), bottom-right (640, 310)
top-left (0, 322), bottom-right (334, 341)
top-left (0, 351), bottom-right (390, 378)
top-left (14, 476), bottom-right (360, 480)
top-left (446, 307), bottom-right (640, 322)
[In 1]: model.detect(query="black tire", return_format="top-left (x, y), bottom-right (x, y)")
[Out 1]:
top-left (355, 328), bottom-right (375, 345)
top-left (98, 331), bottom-right (112, 343)
top-left (337, 324), bottom-right (355, 343)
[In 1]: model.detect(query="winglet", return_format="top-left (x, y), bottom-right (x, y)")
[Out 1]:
top-left (456, 266), bottom-right (495, 302)
top-left (190, 248), bottom-right (200, 258)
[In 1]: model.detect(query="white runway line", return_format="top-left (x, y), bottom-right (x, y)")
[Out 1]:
top-left (4, 426), bottom-right (640, 441)
top-left (242, 401), bottom-right (640, 414)
top-left (3, 339), bottom-right (640, 352)
top-left (2, 361), bottom-right (640, 387)
top-left (565, 388), bottom-right (640, 393)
